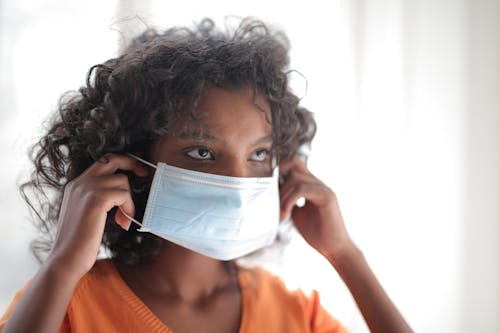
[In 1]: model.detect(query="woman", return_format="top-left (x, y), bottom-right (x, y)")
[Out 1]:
top-left (0, 18), bottom-right (412, 332)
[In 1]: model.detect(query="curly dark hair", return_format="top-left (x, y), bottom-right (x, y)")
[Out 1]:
top-left (21, 17), bottom-right (316, 266)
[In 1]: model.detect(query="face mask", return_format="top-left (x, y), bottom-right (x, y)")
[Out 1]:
top-left (124, 154), bottom-right (280, 261)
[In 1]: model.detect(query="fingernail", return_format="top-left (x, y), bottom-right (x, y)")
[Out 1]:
top-left (279, 209), bottom-right (286, 221)
top-left (296, 197), bottom-right (306, 208)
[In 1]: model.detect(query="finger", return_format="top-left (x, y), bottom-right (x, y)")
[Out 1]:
top-left (85, 153), bottom-right (149, 178)
top-left (86, 187), bottom-right (135, 231)
top-left (95, 174), bottom-right (135, 231)
top-left (117, 192), bottom-right (135, 231)
top-left (279, 156), bottom-right (310, 175)
top-left (280, 183), bottom-right (330, 220)
top-left (115, 207), bottom-right (133, 231)
top-left (279, 172), bottom-right (318, 218)
top-left (95, 173), bottom-right (135, 190)
top-left (107, 188), bottom-right (135, 231)
top-left (280, 183), bottom-right (309, 220)
top-left (279, 170), bottom-right (318, 200)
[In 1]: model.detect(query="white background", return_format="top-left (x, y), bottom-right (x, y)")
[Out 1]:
top-left (1, 0), bottom-right (499, 332)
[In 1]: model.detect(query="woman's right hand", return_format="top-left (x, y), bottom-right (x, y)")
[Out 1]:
top-left (46, 153), bottom-right (148, 281)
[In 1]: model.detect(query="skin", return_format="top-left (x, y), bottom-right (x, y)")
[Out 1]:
top-left (3, 86), bottom-right (412, 333)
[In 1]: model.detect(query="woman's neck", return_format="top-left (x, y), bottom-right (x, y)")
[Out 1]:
top-left (115, 240), bottom-right (238, 305)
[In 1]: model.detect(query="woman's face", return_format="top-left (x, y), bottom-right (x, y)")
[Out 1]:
top-left (150, 86), bottom-right (274, 177)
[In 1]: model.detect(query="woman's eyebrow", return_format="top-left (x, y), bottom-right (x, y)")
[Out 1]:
top-left (176, 129), bottom-right (273, 145)
top-left (175, 128), bottom-right (222, 142)
top-left (251, 134), bottom-right (273, 146)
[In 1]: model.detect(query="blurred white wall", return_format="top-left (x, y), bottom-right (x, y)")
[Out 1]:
top-left (0, 0), bottom-right (120, 315)
top-left (463, 1), bottom-right (500, 332)
top-left (1, 0), bottom-right (499, 332)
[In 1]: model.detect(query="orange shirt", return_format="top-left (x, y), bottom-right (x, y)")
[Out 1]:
top-left (0, 259), bottom-right (347, 332)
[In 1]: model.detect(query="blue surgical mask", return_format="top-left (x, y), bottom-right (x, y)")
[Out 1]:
top-left (125, 154), bottom-right (280, 261)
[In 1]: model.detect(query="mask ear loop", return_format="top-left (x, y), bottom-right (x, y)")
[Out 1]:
top-left (119, 207), bottom-right (144, 228)
top-left (117, 153), bottom-right (159, 228)
top-left (126, 153), bottom-right (157, 169)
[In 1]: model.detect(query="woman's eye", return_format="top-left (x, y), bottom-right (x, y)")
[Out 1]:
top-left (250, 149), bottom-right (269, 162)
top-left (185, 147), bottom-right (214, 160)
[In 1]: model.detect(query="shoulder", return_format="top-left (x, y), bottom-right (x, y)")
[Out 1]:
top-left (65, 259), bottom-right (153, 332)
top-left (237, 266), bottom-right (348, 333)
top-left (238, 266), bottom-right (301, 298)
top-left (0, 259), bottom-right (123, 332)
top-left (74, 258), bottom-right (117, 290)
top-left (70, 258), bottom-right (126, 307)
top-left (238, 265), bottom-right (317, 311)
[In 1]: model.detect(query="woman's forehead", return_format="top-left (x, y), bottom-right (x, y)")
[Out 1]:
top-left (170, 86), bottom-right (272, 136)
top-left (197, 85), bottom-right (271, 112)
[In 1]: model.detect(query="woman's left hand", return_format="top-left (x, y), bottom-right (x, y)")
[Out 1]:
top-left (280, 157), bottom-right (414, 333)
top-left (279, 157), bottom-right (354, 261)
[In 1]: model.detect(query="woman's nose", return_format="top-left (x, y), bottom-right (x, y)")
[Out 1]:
top-left (218, 159), bottom-right (250, 178)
